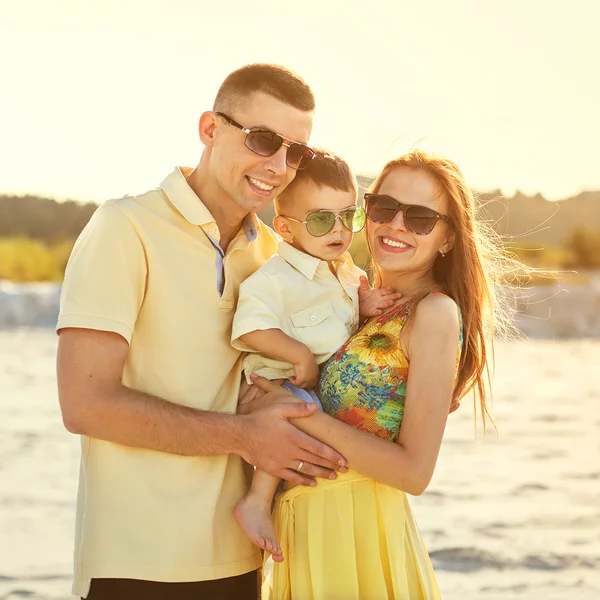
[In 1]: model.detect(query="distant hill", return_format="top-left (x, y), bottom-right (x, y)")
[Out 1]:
top-left (0, 195), bottom-right (96, 243)
top-left (1, 187), bottom-right (599, 248)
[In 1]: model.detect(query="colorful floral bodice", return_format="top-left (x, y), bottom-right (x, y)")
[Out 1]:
top-left (317, 295), bottom-right (462, 442)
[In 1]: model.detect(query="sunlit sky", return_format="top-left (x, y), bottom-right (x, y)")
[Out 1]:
top-left (1, 0), bottom-right (599, 203)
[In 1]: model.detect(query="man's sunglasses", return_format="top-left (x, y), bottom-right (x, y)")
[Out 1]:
top-left (364, 193), bottom-right (449, 235)
top-left (214, 112), bottom-right (316, 170)
top-left (281, 207), bottom-right (366, 237)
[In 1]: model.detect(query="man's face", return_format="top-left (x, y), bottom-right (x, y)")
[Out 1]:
top-left (207, 91), bottom-right (314, 215)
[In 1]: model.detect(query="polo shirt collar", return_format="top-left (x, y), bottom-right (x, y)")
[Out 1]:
top-left (161, 167), bottom-right (259, 241)
top-left (161, 167), bottom-right (214, 226)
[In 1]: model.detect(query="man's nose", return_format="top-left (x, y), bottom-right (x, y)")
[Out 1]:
top-left (263, 144), bottom-right (288, 176)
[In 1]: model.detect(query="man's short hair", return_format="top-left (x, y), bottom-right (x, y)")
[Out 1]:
top-left (213, 64), bottom-right (315, 114)
top-left (275, 148), bottom-right (357, 214)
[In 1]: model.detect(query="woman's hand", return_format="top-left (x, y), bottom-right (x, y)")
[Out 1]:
top-left (238, 377), bottom-right (266, 407)
top-left (237, 376), bottom-right (299, 415)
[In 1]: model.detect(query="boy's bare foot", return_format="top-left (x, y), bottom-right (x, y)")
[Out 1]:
top-left (234, 495), bottom-right (284, 562)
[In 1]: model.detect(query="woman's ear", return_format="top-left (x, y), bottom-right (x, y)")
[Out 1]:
top-left (273, 215), bottom-right (294, 242)
top-left (440, 230), bottom-right (456, 255)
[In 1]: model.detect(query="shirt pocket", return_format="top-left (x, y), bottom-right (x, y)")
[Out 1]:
top-left (289, 302), bottom-right (350, 359)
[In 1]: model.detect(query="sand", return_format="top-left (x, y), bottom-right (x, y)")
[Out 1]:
top-left (1, 329), bottom-right (599, 599)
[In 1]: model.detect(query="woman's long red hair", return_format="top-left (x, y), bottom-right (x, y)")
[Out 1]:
top-left (368, 151), bottom-right (522, 432)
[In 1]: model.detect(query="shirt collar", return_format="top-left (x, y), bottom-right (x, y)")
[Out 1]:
top-left (160, 167), bottom-right (214, 226)
top-left (242, 214), bottom-right (258, 242)
top-left (277, 240), bottom-right (353, 280)
top-left (161, 166), bottom-right (258, 242)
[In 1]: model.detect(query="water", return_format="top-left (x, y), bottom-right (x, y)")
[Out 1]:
top-left (1, 330), bottom-right (599, 599)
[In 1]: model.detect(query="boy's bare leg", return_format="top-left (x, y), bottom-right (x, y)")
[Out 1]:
top-left (234, 469), bottom-right (284, 562)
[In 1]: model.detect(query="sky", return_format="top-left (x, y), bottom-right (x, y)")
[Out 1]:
top-left (0, 0), bottom-right (598, 203)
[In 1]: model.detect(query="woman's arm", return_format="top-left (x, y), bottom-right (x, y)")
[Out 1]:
top-left (251, 294), bottom-right (460, 495)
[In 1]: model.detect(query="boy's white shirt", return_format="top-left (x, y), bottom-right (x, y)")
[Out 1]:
top-left (231, 239), bottom-right (366, 382)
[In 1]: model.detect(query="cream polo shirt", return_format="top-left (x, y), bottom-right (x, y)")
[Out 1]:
top-left (57, 167), bottom-right (278, 597)
top-left (231, 240), bottom-right (366, 381)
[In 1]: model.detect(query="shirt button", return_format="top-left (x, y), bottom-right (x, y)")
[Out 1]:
top-left (310, 315), bottom-right (316, 321)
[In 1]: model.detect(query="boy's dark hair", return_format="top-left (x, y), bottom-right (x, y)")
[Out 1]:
top-left (213, 64), bottom-right (315, 114)
top-left (275, 148), bottom-right (357, 214)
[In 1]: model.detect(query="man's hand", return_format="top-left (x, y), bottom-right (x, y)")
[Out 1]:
top-left (289, 346), bottom-right (320, 390)
top-left (358, 275), bottom-right (402, 319)
top-left (239, 377), bottom-right (347, 486)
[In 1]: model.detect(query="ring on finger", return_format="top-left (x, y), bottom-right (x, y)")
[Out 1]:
top-left (297, 460), bottom-right (304, 472)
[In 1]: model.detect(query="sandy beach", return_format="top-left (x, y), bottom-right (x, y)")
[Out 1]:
top-left (1, 329), bottom-right (599, 600)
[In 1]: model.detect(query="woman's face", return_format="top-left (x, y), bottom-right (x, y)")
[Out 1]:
top-left (366, 167), bottom-right (453, 279)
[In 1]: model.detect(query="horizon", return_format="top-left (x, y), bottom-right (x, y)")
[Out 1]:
top-left (1, 0), bottom-right (599, 203)
top-left (2, 182), bottom-right (600, 207)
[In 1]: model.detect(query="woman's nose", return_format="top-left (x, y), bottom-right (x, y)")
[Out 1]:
top-left (389, 206), bottom-right (407, 231)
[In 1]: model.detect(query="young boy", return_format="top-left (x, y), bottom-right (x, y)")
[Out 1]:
top-left (231, 149), bottom-right (399, 562)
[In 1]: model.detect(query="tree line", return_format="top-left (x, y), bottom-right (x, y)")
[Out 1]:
top-left (0, 191), bottom-right (599, 282)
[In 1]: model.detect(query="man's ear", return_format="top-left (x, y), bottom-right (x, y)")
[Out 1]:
top-left (199, 111), bottom-right (218, 147)
top-left (273, 215), bottom-right (293, 242)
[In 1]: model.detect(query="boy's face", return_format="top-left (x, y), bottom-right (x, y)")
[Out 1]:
top-left (275, 180), bottom-right (358, 262)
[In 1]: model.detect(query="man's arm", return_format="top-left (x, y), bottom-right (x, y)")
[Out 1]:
top-left (57, 328), bottom-right (347, 485)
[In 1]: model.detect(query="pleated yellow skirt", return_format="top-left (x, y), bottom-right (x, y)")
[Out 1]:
top-left (261, 470), bottom-right (441, 600)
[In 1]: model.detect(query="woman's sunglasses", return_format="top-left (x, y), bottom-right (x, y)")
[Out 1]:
top-left (281, 207), bottom-right (366, 237)
top-left (215, 112), bottom-right (316, 170)
top-left (364, 193), bottom-right (449, 235)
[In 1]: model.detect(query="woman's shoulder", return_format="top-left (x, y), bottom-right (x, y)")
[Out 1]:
top-left (412, 292), bottom-right (460, 333)
top-left (422, 290), bottom-right (459, 309)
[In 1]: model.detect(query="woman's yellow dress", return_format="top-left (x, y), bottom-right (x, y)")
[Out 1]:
top-left (262, 298), bottom-right (462, 599)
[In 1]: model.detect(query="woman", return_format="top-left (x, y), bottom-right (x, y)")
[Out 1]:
top-left (243, 150), bottom-right (513, 599)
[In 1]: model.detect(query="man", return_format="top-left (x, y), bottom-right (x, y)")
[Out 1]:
top-left (56, 63), bottom-right (346, 600)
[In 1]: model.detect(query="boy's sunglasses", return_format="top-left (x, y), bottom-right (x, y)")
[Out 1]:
top-left (282, 207), bottom-right (366, 237)
top-left (214, 112), bottom-right (316, 170)
top-left (364, 193), bottom-right (449, 235)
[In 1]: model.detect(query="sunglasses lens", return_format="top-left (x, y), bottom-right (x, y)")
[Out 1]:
top-left (305, 212), bottom-right (335, 237)
top-left (365, 195), bottom-right (398, 223)
top-left (405, 206), bottom-right (438, 235)
top-left (287, 144), bottom-right (314, 170)
top-left (246, 130), bottom-right (282, 156)
top-left (342, 207), bottom-right (366, 232)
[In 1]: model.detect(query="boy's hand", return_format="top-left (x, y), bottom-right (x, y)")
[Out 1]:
top-left (289, 347), bottom-right (320, 390)
top-left (358, 275), bottom-right (402, 319)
